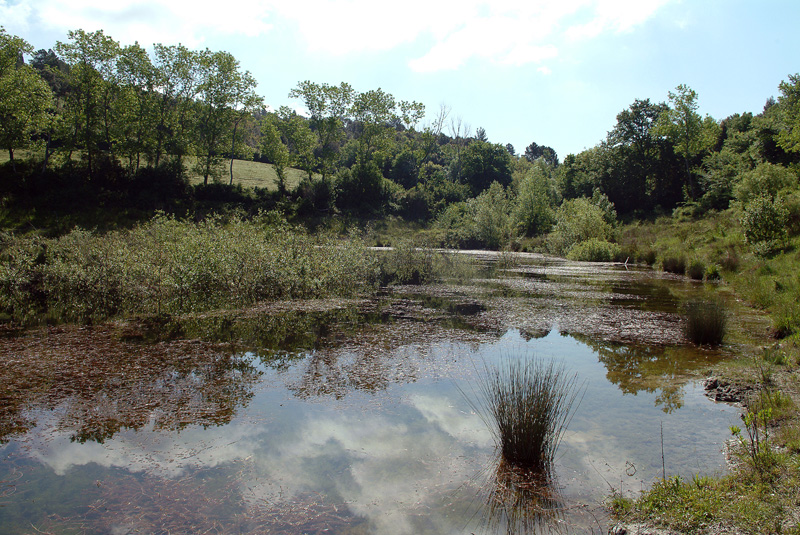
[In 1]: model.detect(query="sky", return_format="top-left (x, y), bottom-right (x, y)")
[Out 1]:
top-left (2, 0), bottom-right (799, 159)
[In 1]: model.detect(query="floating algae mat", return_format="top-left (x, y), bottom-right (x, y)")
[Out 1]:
top-left (0, 257), bottom-right (752, 533)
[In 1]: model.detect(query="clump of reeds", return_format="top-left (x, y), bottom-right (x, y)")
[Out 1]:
top-left (477, 357), bottom-right (582, 471)
top-left (684, 299), bottom-right (727, 346)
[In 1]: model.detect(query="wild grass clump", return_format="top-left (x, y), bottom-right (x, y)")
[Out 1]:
top-left (684, 299), bottom-right (727, 346)
top-left (661, 254), bottom-right (687, 275)
top-left (687, 259), bottom-right (706, 280)
top-left (476, 357), bottom-right (582, 471)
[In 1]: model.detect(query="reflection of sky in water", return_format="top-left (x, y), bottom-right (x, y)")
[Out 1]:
top-left (1, 329), bottom-right (740, 534)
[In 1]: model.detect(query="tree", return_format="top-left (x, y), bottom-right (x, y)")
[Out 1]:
top-left (0, 29), bottom-right (52, 170)
top-left (460, 140), bottom-right (513, 195)
top-left (289, 81), bottom-right (355, 181)
top-left (152, 43), bottom-right (199, 167)
top-left (225, 69), bottom-right (261, 185)
top-left (261, 114), bottom-right (290, 193)
top-left (513, 160), bottom-right (554, 236)
top-left (655, 84), bottom-right (719, 200)
top-left (775, 74), bottom-right (800, 154)
top-left (54, 29), bottom-right (120, 177)
top-left (603, 99), bottom-right (673, 214)
top-left (194, 50), bottom-right (259, 184)
top-left (475, 126), bottom-right (488, 142)
top-left (274, 106), bottom-right (316, 179)
top-left (523, 141), bottom-right (558, 166)
top-left (114, 42), bottom-right (157, 171)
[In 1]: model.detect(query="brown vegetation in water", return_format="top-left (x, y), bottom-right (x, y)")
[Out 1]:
top-left (0, 324), bottom-right (261, 443)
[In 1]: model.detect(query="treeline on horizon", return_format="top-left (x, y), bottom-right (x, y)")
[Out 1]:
top-left (1, 26), bottom-right (799, 251)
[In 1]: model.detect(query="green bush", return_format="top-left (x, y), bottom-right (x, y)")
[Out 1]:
top-left (740, 194), bottom-right (789, 255)
top-left (565, 238), bottom-right (621, 262)
top-left (433, 182), bottom-right (513, 249)
top-left (734, 162), bottom-right (798, 204)
top-left (546, 197), bottom-right (616, 257)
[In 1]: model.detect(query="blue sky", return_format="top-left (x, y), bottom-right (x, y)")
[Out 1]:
top-left (2, 0), bottom-right (799, 159)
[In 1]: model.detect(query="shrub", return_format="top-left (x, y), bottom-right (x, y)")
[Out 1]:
top-left (705, 264), bottom-right (722, 281)
top-left (433, 182), bottom-right (513, 249)
top-left (740, 194), bottom-right (789, 255)
top-left (565, 238), bottom-right (622, 262)
top-left (734, 162), bottom-right (797, 204)
top-left (475, 357), bottom-right (582, 470)
top-left (684, 299), bottom-right (727, 346)
top-left (378, 240), bottom-right (434, 285)
top-left (546, 197), bottom-right (615, 257)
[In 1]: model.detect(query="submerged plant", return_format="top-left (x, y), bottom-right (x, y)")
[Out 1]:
top-left (475, 357), bottom-right (583, 471)
top-left (684, 298), bottom-right (727, 346)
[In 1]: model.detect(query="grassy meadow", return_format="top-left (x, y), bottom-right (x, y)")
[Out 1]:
top-left (0, 151), bottom-right (308, 192)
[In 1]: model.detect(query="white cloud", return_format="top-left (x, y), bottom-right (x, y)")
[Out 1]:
top-left (1, 0), bottom-right (273, 47)
top-left (1, 0), bottom-right (673, 70)
top-left (406, 0), bottom-right (672, 71)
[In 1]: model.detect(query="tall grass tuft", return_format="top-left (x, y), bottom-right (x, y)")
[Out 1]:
top-left (476, 357), bottom-right (582, 471)
top-left (684, 299), bottom-right (727, 346)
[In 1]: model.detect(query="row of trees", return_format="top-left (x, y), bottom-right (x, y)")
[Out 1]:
top-left (1, 27), bottom-right (261, 184)
top-left (2, 26), bottom-right (798, 244)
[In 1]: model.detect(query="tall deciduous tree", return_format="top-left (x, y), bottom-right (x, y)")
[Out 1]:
top-left (460, 140), bottom-right (513, 195)
top-left (775, 73), bottom-right (800, 154)
top-left (289, 81), bottom-right (355, 181)
top-left (275, 106), bottom-right (316, 179)
top-left (55, 29), bottom-right (120, 177)
top-left (260, 114), bottom-right (290, 193)
top-left (115, 42), bottom-right (157, 171)
top-left (604, 98), bottom-right (671, 213)
top-left (152, 43), bottom-right (199, 167)
top-left (655, 84), bottom-right (719, 200)
top-left (194, 50), bottom-right (259, 184)
top-left (0, 29), bottom-right (52, 171)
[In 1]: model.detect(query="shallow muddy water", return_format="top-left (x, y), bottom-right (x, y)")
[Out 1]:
top-left (0, 256), bottom-right (753, 534)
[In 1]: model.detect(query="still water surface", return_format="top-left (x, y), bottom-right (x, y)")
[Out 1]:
top-left (0, 257), bottom-right (744, 533)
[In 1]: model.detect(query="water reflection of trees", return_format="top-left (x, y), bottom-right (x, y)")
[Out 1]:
top-left (288, 321), bottom-right (491, 399)
top-left (0, 326), bottom-right (261, 444)
top-left (572, 334), bottom-right (726, 413)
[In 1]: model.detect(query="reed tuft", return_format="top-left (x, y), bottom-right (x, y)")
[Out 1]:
top-left (477, 357), bottom-right (582, 471)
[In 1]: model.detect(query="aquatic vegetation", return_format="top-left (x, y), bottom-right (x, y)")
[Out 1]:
top-left (684, 299), bottom-right (727, 346)
top-left (0, 214), bottom-right (379, 323)
top-left (475, 356), bottom-right (582, 471)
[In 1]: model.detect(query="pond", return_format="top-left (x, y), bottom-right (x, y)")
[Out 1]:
top-left (0, 255), bottom-right (752, 534)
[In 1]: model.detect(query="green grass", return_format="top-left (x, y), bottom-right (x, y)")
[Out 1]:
top-left (474, 357), bottom-right (582, 471)
top-left (0, 151), bottom-right (309, 193)
top-left (184, 158), bottom-right (309, 191)
top-left (684, 299), bottom-right (727, 346)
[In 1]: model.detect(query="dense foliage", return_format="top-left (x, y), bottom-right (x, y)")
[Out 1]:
top-left (1, 26), bottom-right (799, 295)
